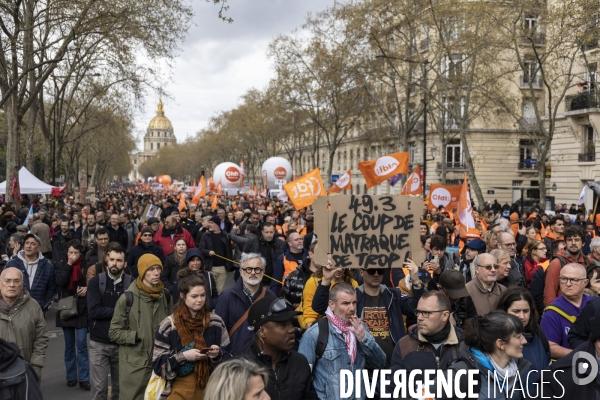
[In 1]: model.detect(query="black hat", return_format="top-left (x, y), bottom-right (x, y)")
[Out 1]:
top-left (210, 216), bottom-right (221, 225)
top-left (438, 269), bottom-right (469, 300)
top-left (141, 227), bottom-right (153, 236)
top-left (465, 239), bottom-right (486, 252)
top-left (148, 217), bottom-right (160, 225)
top-left (247, 297), bottom-right (299, 331)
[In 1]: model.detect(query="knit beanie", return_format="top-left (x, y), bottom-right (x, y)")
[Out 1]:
top-left (141, 227), bottom-right (153, 236)
top-left (137, 254), bottom-right (163, 279)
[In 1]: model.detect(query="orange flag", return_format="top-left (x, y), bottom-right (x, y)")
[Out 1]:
top-left (400, 166), bottom-right (423, 196)
top-left (211, 193), bottom-right (218, 210)
top-left (358, 152), bottom-right (409, 189)
top-left (457, 173), bottom-right (480, 238)
top-left (284, 168), bottom-right (326, 210)
top-left (327, 170), bottom-right (351, 195)
top-left (178, 193), bottom-right (186, 212)
top-left (208, 177), bottom-right (215, 192)
top-left (217, 180), bottom-right (223, 195)
top-left (428, 184), bottom-right (462, 210)
top-left (191, 176), bottom-right (206, 205)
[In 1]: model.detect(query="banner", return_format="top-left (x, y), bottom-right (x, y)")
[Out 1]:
top-left (178, 193), bottom-right (186, 212)
top-left (427, 184), bottom-right (462, 210)
top-left (358, 152), bottom-right (409, 189)
top-left (283, 168), bottom-right (326, 210)
top-left (457, 174), bottom-right (480, 238)
top-left (240, 158), bottom-right (245, 185)
top-left (216, 180), bottom-right (223, 195)
top-left (401, 166), bottom-right (423, 196)
top-left (327, 170), bottom-right (351, 195)
top-left (211, 193), bottom-right (218, 210)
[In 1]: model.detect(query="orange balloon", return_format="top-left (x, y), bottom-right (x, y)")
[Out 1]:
top-left (157, 175), bottom-right (172, 186)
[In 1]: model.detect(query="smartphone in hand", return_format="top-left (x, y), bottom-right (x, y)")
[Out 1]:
top-left (199, 348), bottom-right (212, 354)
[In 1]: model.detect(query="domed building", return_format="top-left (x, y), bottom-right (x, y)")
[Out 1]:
top-left (129, 98), bottom-right (177, 180)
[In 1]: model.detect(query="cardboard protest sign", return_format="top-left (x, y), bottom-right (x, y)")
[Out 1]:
top-left (313, 195), bottom-right (425, 269)
top-left (142, 204), bottom-right (162, 222)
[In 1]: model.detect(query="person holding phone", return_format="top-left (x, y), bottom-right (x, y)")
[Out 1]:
top-left (153, 268), bottom-right (230, 399)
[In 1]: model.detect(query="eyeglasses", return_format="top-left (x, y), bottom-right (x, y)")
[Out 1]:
top-left (414, 309), bottom-right (446, 318)
top-left (365, 269), bottom-right (384, 276)
top-left (559, 276), bottom-right (586, 284)
top-left (141, 234), bottom-right (152, 237)
top-left (477, 264), bottom-right (498, 270)
top-left (241, 267), bottom-right (264, 275)
top-left (2, 279), bottom-right (22, 285)
top-left (502, 243), bottom-right (517, 248)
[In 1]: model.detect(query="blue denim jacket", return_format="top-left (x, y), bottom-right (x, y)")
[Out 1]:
top-left (298, 319), bottom-right (386, 400)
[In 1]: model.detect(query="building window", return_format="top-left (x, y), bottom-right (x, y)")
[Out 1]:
top-left (523, 15), bottom-right (539, 33)
top-left (134, 159), bottom-right (137, 165)
top-left (512, 180), bottom-right (523, 186)
top-left (446, 139), bottom-right (462, 168)
top-left (350, 150), bottom-right (354, 169)
top-left (519, 140), bottom-right (536, 169)
top-left (356, 184), bottom-right (360, 194)
top-left (523, 60), bottom-right (539, 85)
top-left (585, 64), bottom-right (597, 92)
top-left (157, 143), bottom-right (160, 149)
top-left (583, 126), bottom-right (595, 154)
top-left (151, 143), bottom-right (153, 150)
top-left (409, 143), bottom-right (416, 164)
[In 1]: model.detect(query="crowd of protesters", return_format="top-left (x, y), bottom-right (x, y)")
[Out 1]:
top-left (1, 189), bottom-right (600, 399)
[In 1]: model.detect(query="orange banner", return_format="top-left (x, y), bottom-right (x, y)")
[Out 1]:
top-left (400, 166), bottom-right (423, 196)
top-left (217, 180), bottom-right (223, 195)
top-left (457, 174), bottom-right (480, 238)
top-left (211, 193), bottom-right (218, 210)
top-left (358, 152), bottom-right (409, 189)
top-left (191, 176), bottom-right (206, 206)
top-left (327, 170), bottom-right (351, 194)
top-left (208, 177), bottom-right (215, 192)
top-left (428, 184), bottom-right (462, 210)
top-left (284, 168), bottom-right (326, 209)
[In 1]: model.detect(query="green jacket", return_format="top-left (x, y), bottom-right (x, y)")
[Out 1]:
top-left (109, 282), bottom-right (172, 400)
top-left (0, 290), bottom-right (48, 378)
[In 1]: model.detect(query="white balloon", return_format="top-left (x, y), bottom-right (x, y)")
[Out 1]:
top-left (261, 157), bottom-right (293, 189)
top-left (213, 162), bottom-right (243, 188)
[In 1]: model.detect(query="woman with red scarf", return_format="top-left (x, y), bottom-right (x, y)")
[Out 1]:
top-left (153, 268), bottom-right (230, 399)
top-left (523, 240), bottom-right (549, 288)
top-left (54, 239), bottom-right (90, 389)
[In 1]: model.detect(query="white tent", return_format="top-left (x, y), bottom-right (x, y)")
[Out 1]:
top-left (0, 167), bottom-right (55, 194)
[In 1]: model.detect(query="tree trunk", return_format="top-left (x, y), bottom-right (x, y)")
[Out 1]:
top-left (25, 102), bottom-right (38, 172)
top-left (5, 100), bottom-right (21, 202)
top-left (539, 164), bottom-right (547, 211)
top-left (440, 141), bottom-right (447, 185)
top-left (460, 129), bottom-right (485, 208)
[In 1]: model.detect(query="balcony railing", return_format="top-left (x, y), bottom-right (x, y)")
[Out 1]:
top-left (583, 41), bottom-right (599, 52)
top-left (566, 92), bottom-right (599, 111)
top-left (520, 75), bottom-right (543, 89)
top-left (518, 162), bottom-right (538, 170)
top-left (521, 32), bottom-right (546, 46)
top-left (579, 153), bottom-right (596, 162)
top-left (437, 161), bottom-right (466, 170)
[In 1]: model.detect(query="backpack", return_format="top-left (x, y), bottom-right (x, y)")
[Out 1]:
top-left (124, 288), bottom-right (171, 330)
top-left (312, 318), bottom-right (329, 373)
top-left (98, 272), bottom-right (134, 297)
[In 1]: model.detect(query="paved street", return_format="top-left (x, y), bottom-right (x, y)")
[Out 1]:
top-left (40, 271), bottom-right (236, 399)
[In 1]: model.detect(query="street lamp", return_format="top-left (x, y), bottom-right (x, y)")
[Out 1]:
top-left (375, 54), bottom-right (429, 199)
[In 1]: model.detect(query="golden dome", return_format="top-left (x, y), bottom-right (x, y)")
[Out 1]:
top-left (148, 98), bottom-right (173, 130)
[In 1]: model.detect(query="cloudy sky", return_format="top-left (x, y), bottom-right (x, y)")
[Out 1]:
top-left (133, 0), bottom-right (336, 149)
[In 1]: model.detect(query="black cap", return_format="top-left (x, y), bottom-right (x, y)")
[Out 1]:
top-left (148, 217), bottom-right (160, 225)
top-left (438, 269), bottom-right (469, 300)
top-left (23, 233), bottom-right (41, 246)
top-left (141, 227), bottom-right (153, 236)
top-left (210, 216), bottom-right (221, 225)
top-left (247, 296), bottom-right (299, 331)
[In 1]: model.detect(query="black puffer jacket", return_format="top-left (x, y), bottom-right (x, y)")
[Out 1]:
top-left (280, 258), bottom-right (313, 308)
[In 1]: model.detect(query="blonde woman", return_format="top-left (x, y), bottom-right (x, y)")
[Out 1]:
top-left (204, 359), bottom-right (270, 400)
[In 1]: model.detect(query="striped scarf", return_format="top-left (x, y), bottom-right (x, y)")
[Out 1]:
top-left (325, 307), bottom-right (357, 364)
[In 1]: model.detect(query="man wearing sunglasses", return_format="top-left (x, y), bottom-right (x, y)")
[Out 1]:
top-left (239, 296), bottom-right (317, 400)
top-left (126, 227), bottom-right (165, 278)
top-left (311, 259), bottom-right (423, 368)
top-left (465, 253), bottom-right (507, 315)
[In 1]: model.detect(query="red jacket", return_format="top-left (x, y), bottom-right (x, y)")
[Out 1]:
top-left (523, 255), bottom-right (549, 287)
top-left (153, 224), bottom-right (195, 257)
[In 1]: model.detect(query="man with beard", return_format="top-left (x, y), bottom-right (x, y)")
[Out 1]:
top-left (199, 216), bottom-right (232, 294)
top-left (52, 218), bottom-right (74, 265)
top-left (544, 225), bottom-right (590, 306)
top-left (271, 231), bottom-right (307, 294)
top-left (126, 227), bottom-right (165, 278)
top-left (298, 282), bottom-right (386, 400)
top-left (82, 214), bottom-right (100, 252)
top-left (153, 215), bottom-right (195, 257)
top-left (215, 253), bottom-right (275, 355)
top-left (235, 222), bottom-right (285, 286)
top-left (239, 296), bottom-right (317, 400)
top-left (87, 243), bottom-right (133, 400)
top-left (497, 232), bottom-right (526, 287)
top-left (544, 216), bottom-right (565, 260)
top-left (84, 228), bottom-right (110, 284)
